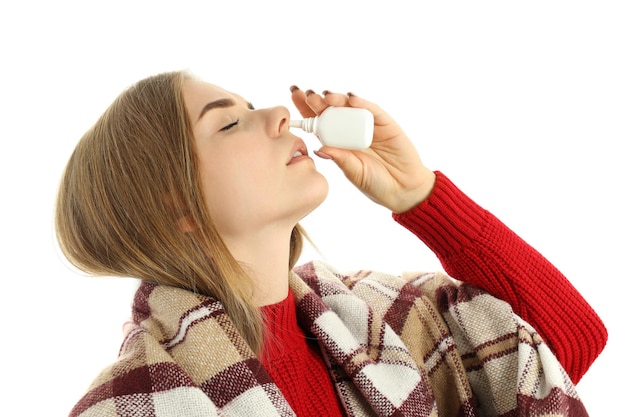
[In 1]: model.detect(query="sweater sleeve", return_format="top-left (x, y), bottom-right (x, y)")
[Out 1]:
top-left (392, 171), bottom-right (607, 384)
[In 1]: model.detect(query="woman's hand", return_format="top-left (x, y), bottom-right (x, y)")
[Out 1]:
top-left (291, 87), bottom-right (436, 213)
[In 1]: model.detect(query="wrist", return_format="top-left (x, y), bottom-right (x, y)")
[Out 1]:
top-left (391, 170), bottom-right (436, 214)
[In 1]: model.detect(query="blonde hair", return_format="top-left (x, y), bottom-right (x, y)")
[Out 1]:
top-left (55, 71), bottom-right (304, 353)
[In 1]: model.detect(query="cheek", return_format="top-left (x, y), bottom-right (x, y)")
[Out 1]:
top-left (198, 150), bottom-right (278, 219)
top-left (204, 148), bottom-right (275, 189)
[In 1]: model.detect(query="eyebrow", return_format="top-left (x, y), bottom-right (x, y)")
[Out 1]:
top-left (197, 98), bottom-right (235, 121)
top-left (197, 98), bottom-right (255, 121)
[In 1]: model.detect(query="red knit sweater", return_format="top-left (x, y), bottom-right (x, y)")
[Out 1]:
top-left (261, 290), bottom-right (344, 417)
top-left (260, 171), bottom-right (607, 416)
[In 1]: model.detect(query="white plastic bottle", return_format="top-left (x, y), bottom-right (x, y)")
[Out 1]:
top-left (289, 106), bottom-right (374, 150)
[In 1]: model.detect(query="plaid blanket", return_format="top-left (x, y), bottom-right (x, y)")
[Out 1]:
top-left (70, 261), bottom-right (587, 416)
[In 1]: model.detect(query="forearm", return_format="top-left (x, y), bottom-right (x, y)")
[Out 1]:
top-left (393, 171), bottom-right (607, 383)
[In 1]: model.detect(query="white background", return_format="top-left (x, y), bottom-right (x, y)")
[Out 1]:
top-left (1, 1), bottom-right (624, 415)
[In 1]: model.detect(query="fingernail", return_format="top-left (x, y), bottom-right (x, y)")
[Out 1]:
top-left (347, 92), bottom-right (356, 97)
top-left (322, 90), bottom-right (331, 96)
top-left (314, 150), bottom-right (334, 160)
top-left (305, 89), bottom-right (315, 97)
top-left (290, 85), bottom-right (299, 93)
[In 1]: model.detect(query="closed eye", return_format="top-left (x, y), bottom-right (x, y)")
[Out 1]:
top-left (220, 118), bottom-right (239, 132)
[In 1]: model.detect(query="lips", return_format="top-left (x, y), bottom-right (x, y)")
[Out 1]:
top-left (287, 140), bottom-right (309, 165)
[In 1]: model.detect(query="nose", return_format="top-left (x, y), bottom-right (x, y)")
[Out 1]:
top-left (265, 106), bottom-right (290, 139)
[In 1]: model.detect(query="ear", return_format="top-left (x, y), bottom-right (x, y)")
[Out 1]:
top-left (177, 215), bottom-right (197, 233)
top-left (163, 191), bottom-right (197, 233)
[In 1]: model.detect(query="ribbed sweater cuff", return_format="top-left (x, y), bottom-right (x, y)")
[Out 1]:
top-left (392, 171), bottom-right (489, 259)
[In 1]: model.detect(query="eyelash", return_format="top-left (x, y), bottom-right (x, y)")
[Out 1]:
top-left (220, 118), bottom-right (240, 132)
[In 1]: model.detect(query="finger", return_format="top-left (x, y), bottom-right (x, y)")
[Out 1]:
top-left (321, 90), bottom-right (350, 107)
top-left (304, 90), bottom-right (330, 115)
top-left (346, 93), bottom-right (394, 125)
top-left (290, 85), bottom-right (316, 118)
top-left (314, 146), bottom-right (352, 168)
top-left (314, 145), bottom-right (364, 186)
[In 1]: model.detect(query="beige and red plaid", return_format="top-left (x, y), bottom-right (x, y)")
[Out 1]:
top-left (70, 261), bottom-right (587, 416)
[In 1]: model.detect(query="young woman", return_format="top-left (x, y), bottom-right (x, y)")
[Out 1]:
top-left (56, 71), bottom-right (607, 417)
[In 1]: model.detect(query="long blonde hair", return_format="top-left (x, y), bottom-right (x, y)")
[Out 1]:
top-left (55, 71), bottom-right (304, 353)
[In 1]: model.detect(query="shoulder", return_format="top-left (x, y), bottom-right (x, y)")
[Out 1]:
top-left (294, 260), bottom-right (476, 313)
top-left (70, 326), bottom-right (202, 416)
top-left (294, 260), bottom-right (467, 294)
top-left (294, 261), bottom-right (496, 318)
top-left (70, 315), bottom-right (218, 416)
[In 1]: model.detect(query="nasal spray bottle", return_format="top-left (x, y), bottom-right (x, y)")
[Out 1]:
top-left (289, 107), bottom-right (374, 150)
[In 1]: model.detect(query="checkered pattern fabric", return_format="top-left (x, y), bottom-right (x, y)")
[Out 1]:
top-left (70, 261), bottom-right (586, 416)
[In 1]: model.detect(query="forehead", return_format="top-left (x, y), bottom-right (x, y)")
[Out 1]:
top-left (182, 79), bottom-right (244, 112)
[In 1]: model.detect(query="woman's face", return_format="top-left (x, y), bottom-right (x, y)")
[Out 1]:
top-left (183, 79), bottom-right (328, 241)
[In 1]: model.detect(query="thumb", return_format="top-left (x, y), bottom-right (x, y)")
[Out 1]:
top-left (314, 146), bottom-right (361, 179)
top-left (313, 146), bottom-right (346, 162)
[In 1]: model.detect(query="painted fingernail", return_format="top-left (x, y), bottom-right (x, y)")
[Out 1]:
top-left (290, 85), bottom-right (299, 93)
top-left (305, 89), bottom-right (315, 97)
top-left (347, 92), bottom-right (356, 97)
top-left (322, 90), bottom-right (331, 96)
top-left (314, 150), bottom-right (334, 160)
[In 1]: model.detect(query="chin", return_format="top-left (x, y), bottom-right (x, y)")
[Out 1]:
top-left (312, 174), bottom-right (330, 204)
top-left (298, 176), bottom-right (329, 218)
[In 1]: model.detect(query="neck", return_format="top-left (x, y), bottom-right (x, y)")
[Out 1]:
top-left (221, 225), bottom-right (293, 307)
